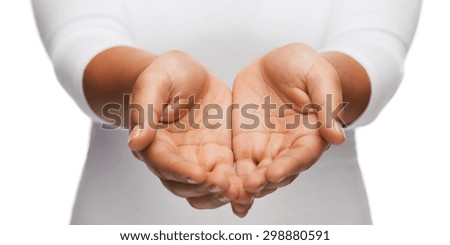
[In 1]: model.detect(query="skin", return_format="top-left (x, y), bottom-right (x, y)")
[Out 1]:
top-left (83, 42), bottom-right (370, 217)
top-left (84, 48), bottom-right (247, 210)
top-left (231, 43), bottom-right (370, 216)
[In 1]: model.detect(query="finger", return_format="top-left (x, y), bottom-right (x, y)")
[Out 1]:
top-left (161, 166), bottom-right (237, 198)
top-left (223, 169), bottom-right (253, 208)
top-left (242, 167), bottom-right (268, 193)
top-left (232, 209), bottom-right (249, 218)
top-left (236, 157), bottom-right (256, 173)
top-left (142, 143), bottom-right (208, 184)
top-left (265, 175), bottom-right (297, 189)
top-left (131, 151), bottom-right (143, 161)
top-left (186, 194), bottom-right (230, 210)
top-left (231, 199), bottom-right (254, 218)
top-left (241, 158), bottom-right (271, 193)
top-left (231, 202), bottom-right (251, 213)
top-left (207, 163), bottom-right (238, 198)
top-left (229, 177), bottom-right (253, 205)
top-left (265, 137), bottom-right (325, 183)
top-left (132, 151), bottom-right (166, 178)
top-left (128, 67), bottom-right (171, 152)
top-left (306, 59), bottom-right (346, 145)
top-left (235, 158), bottom-right (257, 183)
top-left (161, 179), bottom-right (217, 198)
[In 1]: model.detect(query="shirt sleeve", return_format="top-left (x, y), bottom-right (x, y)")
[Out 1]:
top-left (32, 0), bottom-right (135, 123)
top-left (320, 0), bottom-right (422, 129)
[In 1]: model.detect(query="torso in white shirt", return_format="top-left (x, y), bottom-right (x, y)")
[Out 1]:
top-left (70, 0), bottom-right (372, 224)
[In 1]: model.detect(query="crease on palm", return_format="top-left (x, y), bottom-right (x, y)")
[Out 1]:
top-left (131, 46), bottom-right (335, 216)
top-left (232, 60), bottom-right (327, 205)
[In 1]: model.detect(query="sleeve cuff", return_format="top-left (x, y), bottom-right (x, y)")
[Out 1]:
top-left (51, 28), bottom-right (135, 124)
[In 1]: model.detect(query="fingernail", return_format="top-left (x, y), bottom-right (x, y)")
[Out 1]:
top-left (275, 176), bottom-right (286, 184)
top-left (255, 185), bottom-right (265, 193)
top-left (128, 126), bottom-right (141, 143)
top-left (219, 196), bottom-right (231, 203)
top-left (186, 178), bottom-right (198, 184)
top-left (333, 119), bottom-right (346, 138)
top-left (209, 186), bottom-right (221, 193)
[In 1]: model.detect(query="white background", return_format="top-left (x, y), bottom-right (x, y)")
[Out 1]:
top-left (0, 0), bottom-right (449, 242)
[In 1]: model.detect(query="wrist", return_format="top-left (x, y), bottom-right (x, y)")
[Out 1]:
top-left (83, 46), bottom-right (157, 120)
top-left (320, 51), bottom-right (371, 125)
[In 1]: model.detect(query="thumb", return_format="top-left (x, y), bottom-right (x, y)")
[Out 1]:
top-left (306, 61), bottom-right (346, 145)
top-left (128, 67), bottom-right (171, 151)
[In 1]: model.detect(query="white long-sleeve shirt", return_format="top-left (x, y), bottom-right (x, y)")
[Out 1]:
top-left (32, 0), bottom-right (421, 224)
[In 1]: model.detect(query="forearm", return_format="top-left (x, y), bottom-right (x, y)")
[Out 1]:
top-left (83, 46), bottom-right (157, 122)
top-left (321, 52), bottom-right (371, 125)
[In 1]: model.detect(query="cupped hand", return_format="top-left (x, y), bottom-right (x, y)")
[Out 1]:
top-left (128, 51), bottom-right (244, 209)
top-left (231, 43), bottom-right (346, 216)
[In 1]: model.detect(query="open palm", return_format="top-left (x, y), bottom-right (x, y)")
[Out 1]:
top-left (231, 43), bottom-right (345, 216)
top-left (129, 51), bottom-right (242, 209)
